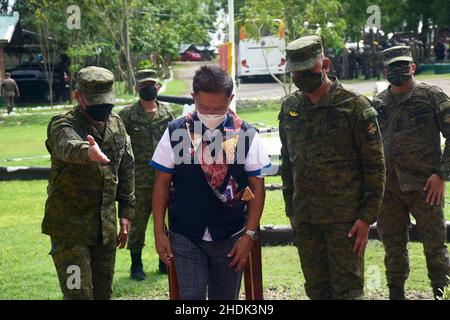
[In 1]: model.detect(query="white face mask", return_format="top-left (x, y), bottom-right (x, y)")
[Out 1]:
top-left (197, 110), bottom-right (227, 129)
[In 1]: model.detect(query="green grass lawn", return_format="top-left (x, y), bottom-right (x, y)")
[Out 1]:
top-left (239, 107), bottom-right (280, 128)
top-left (0, 125), bottom-right (50, 167)
top-left (162, 79), bottom-right (188, 97)
top-left (0, 180), bottom-right (443, 300)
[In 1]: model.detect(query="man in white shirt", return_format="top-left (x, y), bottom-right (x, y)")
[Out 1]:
top-left (151, 65), bottom-right (270, 300)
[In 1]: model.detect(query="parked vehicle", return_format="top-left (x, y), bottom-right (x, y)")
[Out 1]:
top-left (179, 51), bottom-right (202, 62)
top-left (237, 35), bottom-right (286, 81)
top-left (7, 63), bottom-right (70, 103)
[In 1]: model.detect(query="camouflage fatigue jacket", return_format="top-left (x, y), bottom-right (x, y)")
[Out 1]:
top-left (119, 101), bottom-right (175, 189)
top-left (42, 106), bottom-right (136, 246)
top-left (279, 78), bottom-right (386, 225)
top-left (373, 81), bottom-right (450, 191)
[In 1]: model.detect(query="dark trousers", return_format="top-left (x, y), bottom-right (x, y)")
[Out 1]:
top-left (50, 238), bottom-right (116, 300)
top-left (5, 96), bottom-right (14, 113)
top-left (169, 231), bottom-right (244, 300)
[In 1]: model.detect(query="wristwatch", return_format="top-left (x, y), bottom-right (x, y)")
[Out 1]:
top-left (245, 229), bottom-right (259, 241)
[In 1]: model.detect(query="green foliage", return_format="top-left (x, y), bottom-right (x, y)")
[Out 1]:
top-left (236, 0), bottom-right (450, 48)
top-left (13, 0), bottom-right (220, 88)
top-left (238, 0), bottom-right (347, 49)
top-left (137, 60), bottom-right (157, 71)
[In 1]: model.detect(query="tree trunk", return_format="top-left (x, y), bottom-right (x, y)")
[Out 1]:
top-left (123, 0), bottom-right (134, 94)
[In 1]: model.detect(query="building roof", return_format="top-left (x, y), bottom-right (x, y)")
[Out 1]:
top-left (179, 44), bottom-right (215, 54)
top-left (0, 12), bottom-right (19, 44)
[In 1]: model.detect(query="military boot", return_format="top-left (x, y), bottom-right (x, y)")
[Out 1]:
top-left (130, 250), bottom-right (146, 281)
top-left (388, 285), bottom-right (406, 300)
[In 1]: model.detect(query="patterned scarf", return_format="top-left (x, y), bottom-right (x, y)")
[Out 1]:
top-left (185, 109), bottom-right (255, 206)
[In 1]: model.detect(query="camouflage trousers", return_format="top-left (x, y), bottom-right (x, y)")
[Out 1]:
top-left (50, 238), bottom-right (116, 300)
top-left (377, 179), bottom-right (450, 289)
top-left (291, 220), bottom-right (364, 300)
top-left (127, 188), bottom-right (153, 253)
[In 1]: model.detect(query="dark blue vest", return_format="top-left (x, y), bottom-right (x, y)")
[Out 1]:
top-left (167, 116), bottom-right (256, 243)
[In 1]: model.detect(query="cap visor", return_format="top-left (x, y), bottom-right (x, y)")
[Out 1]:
top-left (385, 56), bottom-right (413, 65)
top-left (286, 57), bottom-right (318, 73)
top-left (137, 77), bottom-right (159, 84)
top-left (85, 90), bottom-right (116, 105)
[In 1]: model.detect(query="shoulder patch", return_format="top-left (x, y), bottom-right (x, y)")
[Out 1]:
top-left (361, 107), bottom-right (378, 121)
top-left (438, 100), bottom-right (450, 113)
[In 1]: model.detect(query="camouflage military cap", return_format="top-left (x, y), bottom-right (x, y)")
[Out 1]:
top-left (135, 69), bottom-right (159, 84)
top-left (77, 66), bottom-right (115, 105)
top-left (286, 35), bottom-right (323, 73)
top-left (382, 45), bottom-right (413, 65)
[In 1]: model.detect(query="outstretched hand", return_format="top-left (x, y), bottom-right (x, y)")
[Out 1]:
top-left (87, 135), bottom-right (110, 163)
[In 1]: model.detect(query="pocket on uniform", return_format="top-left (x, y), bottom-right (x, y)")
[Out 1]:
top-left (408, 106), bottom-right (434, 127)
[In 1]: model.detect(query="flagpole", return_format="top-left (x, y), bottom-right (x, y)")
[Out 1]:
top-left (228, 0), bottom-right (236, 111)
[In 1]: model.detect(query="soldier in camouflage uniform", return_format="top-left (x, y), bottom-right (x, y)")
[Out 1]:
top-left (373, 45), bottom-right (384, 80)
top-left (373, 46), bottom-right (450, 300)
top-left (42, 66), bottom-right (135, 300)
top-left (363, 45), bottom-right (373, 80)
top-left (1, 73), bottom-right (20, 114)
top-left (119, 70), bottom-right (175, 280)
top-left (279, 35), bottom-right (386, 300)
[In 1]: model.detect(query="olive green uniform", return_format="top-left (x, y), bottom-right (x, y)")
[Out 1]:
top-left (1, 77), bottom-right (20, 113)
top-left (42, 67), bottom-right (135, 300)
top-left (373, 80), bottom-right (450, 290)
top-left (119, 101), bottom-right (174, 252)
top-left (280, 35), bottom-right (386, 300)
top-left (280, 79), bottom-right (386, 299)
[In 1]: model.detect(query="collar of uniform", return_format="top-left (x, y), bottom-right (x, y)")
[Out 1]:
top-left (75, 105), bottom-right (112, 142)
top-left (132, 100), bottom-right (161, 122)
top-left (387, 79), bottom-right (417, 106)
top-left (306, 75), bottom-right (341, 108)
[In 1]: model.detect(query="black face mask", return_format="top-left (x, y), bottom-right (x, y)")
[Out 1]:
top-left (86, 104), bottom-right (114, 122)
top-left (292, 66), bottom-right (325, 93)
top-left (387, 62), bottom-right (412, 86)
top-left (139, 85), bottom-right (158, 102)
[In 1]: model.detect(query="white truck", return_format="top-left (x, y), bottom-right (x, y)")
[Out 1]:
top-left (237, 35), bottom-right (286, 81)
